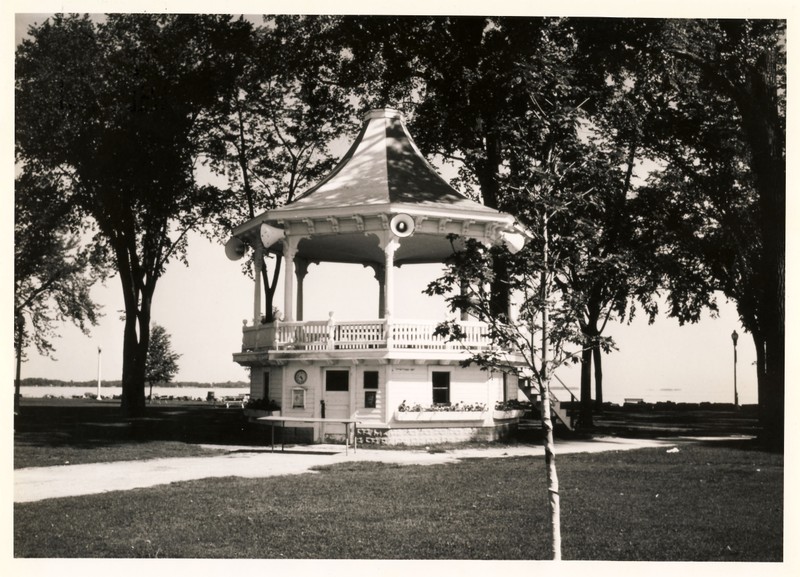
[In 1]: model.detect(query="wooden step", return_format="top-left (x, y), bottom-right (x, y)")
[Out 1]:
top-left (550, 400), bottom-right (574, 431)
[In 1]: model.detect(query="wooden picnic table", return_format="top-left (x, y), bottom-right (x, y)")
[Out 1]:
top-left (256, 416), bottom-right (359, 454)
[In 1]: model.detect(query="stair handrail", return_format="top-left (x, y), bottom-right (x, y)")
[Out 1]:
top-left (549, 370), bottom-right (579, 405)
top-left (528, 351), bottom-right (579, 405)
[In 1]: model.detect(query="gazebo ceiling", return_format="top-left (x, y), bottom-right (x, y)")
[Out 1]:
top-left (294, 231), bottom-right (465, 267)
top-left (231, 107), bottom-right (517, 265)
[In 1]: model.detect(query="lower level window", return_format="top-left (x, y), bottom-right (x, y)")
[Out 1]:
top-left (432, 371), bottom-right (450, 405)
top-left (326, 370), bottom-right (349, 391)
top-left (364, 370), bottom-right (379, 389)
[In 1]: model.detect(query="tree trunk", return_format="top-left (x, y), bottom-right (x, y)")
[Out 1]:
top-left (117, 261), bottom-right (153, 418)
top-left (752, 99), bottom-right (784, 452)
top-left (593, 341), bottom-right (604, 408)
top-left (236, 101), bottom-right (283, 325)
top-left (752, 330), bottom-right (781, 450)
top-left (578, 310), bottom-right (601, 426)
top-left (262, 253), bottom-right (282, 322)
top-left (750, 333), bottom-right (780, 449)
top-left (755, 335), bottom-right (766, 378)
top-left (539, 377), bottom-right (561, 560)
top-left (476, 130), bottom-right (510, 317)
top-left (120, 311), bottom-right (150, 418)
top-left (539, 217), bottom-right (562, 560)
top-left (759, 215), bottom-right (784, 451)
top-left (676, 34), bottom-right (784, 452)
top-left (14, 315), bottom-right (24, 414)
top-left (753, 331), bottom-right (766, 409)
top-left (579, 344), bottom-right (593, 428)
top-left (731, 50), bottom-right (784, 451)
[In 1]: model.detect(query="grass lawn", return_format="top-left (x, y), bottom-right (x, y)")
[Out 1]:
top-left (14, 441), bottom-right (782, 560)
top-left (13, 399), bottom-right (782, 560)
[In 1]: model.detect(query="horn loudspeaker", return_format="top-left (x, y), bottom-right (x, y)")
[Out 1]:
top-left (390, 214), bottom-right (415, 237)
top-left (260, 223), bottom-right (286, 247)
top-left (499, 231), bottom-right (526, 254)
top-left (224, 237), bottom-right (246, 261)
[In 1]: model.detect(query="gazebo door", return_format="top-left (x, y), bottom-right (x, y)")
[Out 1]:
top-left (323, 369), bottom-right (351, 436)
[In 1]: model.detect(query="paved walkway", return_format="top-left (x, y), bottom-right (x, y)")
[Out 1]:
top-left (15, 436), bottom-right (680, 503)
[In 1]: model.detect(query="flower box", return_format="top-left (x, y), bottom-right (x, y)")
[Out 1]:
top-left (244, 409), bottom-right (281, 419)
top-left (394, 410), bottom-right (488, 422)
top-left (492, 409), bottom-right (526, 420)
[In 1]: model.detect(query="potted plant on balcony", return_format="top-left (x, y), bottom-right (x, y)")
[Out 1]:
top-left (243, 398), bottom-right (281, 419)
top-left (394, 400), bottom-right (488, 422)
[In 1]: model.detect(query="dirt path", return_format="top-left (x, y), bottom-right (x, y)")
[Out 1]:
top-left (14, 436), bottom-right (678, 503)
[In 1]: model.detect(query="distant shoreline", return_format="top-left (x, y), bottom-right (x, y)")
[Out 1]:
top-left (18, 379), bottom-right (248, 389)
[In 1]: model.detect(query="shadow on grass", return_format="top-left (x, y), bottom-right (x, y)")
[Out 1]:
top-left (14, 398), bottom-right (771, 465)
top-left (585, 405), bottom-right (762, 438)
top-left (14, 399), bottom-right (265, 451)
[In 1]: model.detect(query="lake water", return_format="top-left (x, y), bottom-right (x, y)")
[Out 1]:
top-left (19, 385), bottom-right (250, 401)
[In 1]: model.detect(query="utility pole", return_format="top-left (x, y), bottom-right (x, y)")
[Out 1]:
top-left (97, 346), bottom-right (102, 400)
top-left (731, 330), bottom-right (739, 408)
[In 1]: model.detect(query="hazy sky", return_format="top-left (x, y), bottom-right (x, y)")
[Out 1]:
top-left (11, 5), bottom-right (786, 407)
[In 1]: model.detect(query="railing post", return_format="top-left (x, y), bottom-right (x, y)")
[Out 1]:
top-left (274, 317), bottom-right (281, 349)
top-left (385, 315), bottom-right (393, 349)
top-left (327, 311), bottom-right (335, 350)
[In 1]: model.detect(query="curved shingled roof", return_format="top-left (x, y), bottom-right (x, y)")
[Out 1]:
top-left (277, 108), bottom-right (498, 215)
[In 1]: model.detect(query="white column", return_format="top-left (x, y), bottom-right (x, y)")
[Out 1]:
top-left (253, 243), bottom-right (263, 325)
top-left (381, 235), bottom-right (400, 320)
top-left (508, 294), bottom-right (518, 323)
top-left (282, 237), bottom-right (298, 322)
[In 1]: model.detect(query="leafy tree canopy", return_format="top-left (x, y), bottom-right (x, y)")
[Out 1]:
top-left (145, 324), bottom-right (181, 386)
top-left (14, 170), bottom-right (106, 359)
top-left (200, 15), bottom-right (358, 321)
top-left (16, 13), bottom-right (253, 415)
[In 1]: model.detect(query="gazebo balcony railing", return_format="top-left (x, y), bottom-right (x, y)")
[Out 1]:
top-left (241, 318), bottom-right (490, 353)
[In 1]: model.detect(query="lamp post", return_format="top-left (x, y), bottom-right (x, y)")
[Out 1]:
top-left (731, 330), bottom-right (739, 408)
top-left (97, 346), bottom-right (102, 400)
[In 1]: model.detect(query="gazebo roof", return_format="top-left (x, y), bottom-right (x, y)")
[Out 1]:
top-left (231, 108), bottom-right (518, 266)
top-left (278, 108), bottom-right (499, 217)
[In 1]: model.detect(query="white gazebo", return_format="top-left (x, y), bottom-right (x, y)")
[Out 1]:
top-left (227, 108), bottom-right (528, 446)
